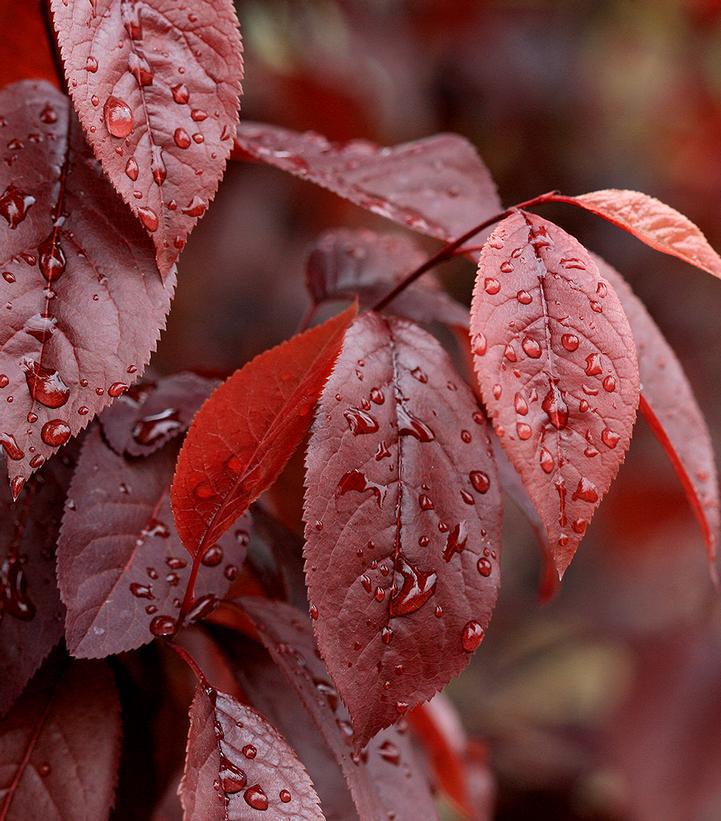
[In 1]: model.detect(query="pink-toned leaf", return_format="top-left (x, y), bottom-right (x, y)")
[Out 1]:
top-left (304, 312), bottom-right (502, 745)
top-left (0, 448), bottom-right (77, 716)
top-left (306, 228), bottom-right (468, 327)
top-left (51, 0), bottom-right (243, 275)
top-left (240, 597), bottom-right (439, 821)
top-left (57, 426), bottom-right (248, 658)
top-left (172, 304), bottom-right (357, 562)
top-left (0, 81), bottom-right (175, 494)
top-left (548, 190), bottom-right (721, 279)
top-left (180, 684), bottom-right (324, 820)
top-left (592, 253), bottom-right (720, 575)
top-left (234, 123), bottom-right (501, 241)
top-left (101, 372), bottom-right (217, 458)
top-left (0, 659), bottom-right (122, 820)
top-left (470, 212), bottom-right (639, 577)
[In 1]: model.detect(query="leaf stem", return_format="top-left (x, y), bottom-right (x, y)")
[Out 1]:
top-left (169, 642), bottom-right (209, 687)
top-left (178, 557), bottom-right (202, 625)
top-left (371, 191), bottom-right (558, 312)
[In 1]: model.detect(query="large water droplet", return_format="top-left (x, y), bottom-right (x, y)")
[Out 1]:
top-left (344, 407), bottom-right (379, 435)
top-left (0, 432), bottom-right (23, 461)
top-left (23, 359), bottom-right (70, 408)
top-left (389, 555), bottom-right (437, 616)
top-left (397, 405), bottom-right (434, 442)
top-left (336, 469), bottom-right (386, 507)
top-left (572, 477), bottom-right (599, 503)
top-left (0, 184), bottom-right (35, 228)
top-left (244, 785), bottom-right (269, 811)
top-left (40, 419), bottom-right (71, 446)
top-left (541, 385), bottom-right (568, 430)
top-left (461, 620), bottom-right (484, 652)
top-left (103, 96), bottom-right (134, 138)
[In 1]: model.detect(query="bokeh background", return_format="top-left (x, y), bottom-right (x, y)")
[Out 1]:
top-left (158, 2), bottom-right (721, 819)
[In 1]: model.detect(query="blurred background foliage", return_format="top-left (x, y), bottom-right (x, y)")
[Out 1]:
top-left (159, 2), bottom-right (721, 818)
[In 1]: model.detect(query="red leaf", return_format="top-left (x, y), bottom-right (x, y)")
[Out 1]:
top-left (0, 82), bottom-right (175, 494)
top-left (101, 372), bottom-right (217, 458)
top-left (51, 0), bottom-right (243, 275)
top-left (306, 228), bottom-right (468, 327)
top-left (240, 598), bottom-right (439, 821)
top-left (57, 427), bottom-right (248, 658)
top-left (592, 253), bottom-right (720, 575)
top-left (548, 190), bottom-right (721, 279)
top-left (0, 659), bottom-right (122, 820)
top-left (304, 313), bottom-right (502, 745)
top-left (0, 1), bottom-right (58, 89)
top-left (234, 123), bottom-right (501, 241)
top-left (0, 449), bottom-right (76, 715)
top-left (171, 305), bottom-right (357, 561)
top-left (470, 213), bottom-right (639, 577)
top-left (180, 684), bottom-right (323, 820)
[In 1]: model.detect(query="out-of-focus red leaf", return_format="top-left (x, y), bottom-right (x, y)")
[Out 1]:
top-left (101, 372), bottom-right (217, 458)
top-left (234, 123), bottom-right (501, 241)
top-left (50, 0), bottom-right (243, 276)
top-left (0, 448), bottom-right (76, 715)
top-left (0, 659), bottom-right (122, 820)
top-left (305, 228), bottom-right (468, 327)
top-left (180, 684), bottom-right (324, 820)
top-left (171, 304), bottom-right (356, 562)
top-left (409, 695), bottom-right (494, 820)
top-left (593, 254), bottom-right (720, 577)
top-left (609, 628), bottom-right (721, 821)
top-left (0, 82), bottom-right (175, 494)
top-left (304, 312), bottom-right (502, 746)
top-left (0, 1), bottom-right (58, 89)
top-left (471, 212), bottom-right (639, 577)
top-left (548, 190), bottom-right (721, 279)
top-left (241, 597), bottom-right (439, 821)
top-left (57, 427), bottom-right (248, 657)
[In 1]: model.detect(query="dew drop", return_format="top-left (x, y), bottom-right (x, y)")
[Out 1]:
top-left (0, 185), bottom-right (35, 228)
top-left (344, 407), bottom-right (378, 435)
top-left (22, 359), bottom-right (69, 408)
top-left (561, 333), bottom-right (579, 352)
top-left (171, 83), bottom-right (189, 104)
top-left (137, 206), bottom-right (158, 232)
top-left (279, 789), bottom-right (292, 803)
top-left (149, 614), bottom-right (177, 637)
top-left (484, 278), bottom-right (500, 295)
top-left (539, 447), bottom-right (554, 474)
top-left (572, 477), bottom-right (599, 503)
top-left (201, 545), bottom-right (223, 567)
top-left (585, 353), bottom-right (603, 376)
top-left (469, 470), bottom-right (490, 494)
top-left (541, 385), bottom-right (568, 430)
top-left (40, 419), bottom-right (71, 446)
top-left (103, 96), bottom-right (134, 138)
top-left (389, 555), bottom-right (437, 616)
top-left (173, 128), bottom-right (191, 149)
top-left (521, 337), bottom-right (542, 359)
top-left (601, 428), bottom-right (620, 449)
top-left (462, 620), bottom-right (484, 652)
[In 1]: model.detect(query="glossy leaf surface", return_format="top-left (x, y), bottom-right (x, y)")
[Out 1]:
top-left (234, 123), bottom-right (501, 241)
top-left (304, 312), bottom-right (502, 745)
top-left (0, 81), bottom-right (175, 492)
top-left (549, 190), bottom-right (721, 279)
top-left (471, 212), bottom-right (639, 576)
top-left (58, 427), bottom-right (248, 657)
top-left (180, 684), bottom-right (324, 820)
top-left (172, 305), bottom-right (356, 561)
top-left (51, 0), bottom-right (243, 275)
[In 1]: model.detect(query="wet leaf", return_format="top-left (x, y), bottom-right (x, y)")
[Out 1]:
top-left (100, 372), bottom-right (217, 458)
top-left (548, 190), bottom-right (721, 279)
top-left (0, 448), bottom-right (76, 716)
top-left (0, 81), bottom-right (175, 494)
top-left (180, 683), bottom-right (324, 820)
top-left (471, 212), bottom-right (639, 577)
top-left (304, 312), bottom-right (502, 745)
top-left (241, 597), bottom-right (439, 821)
top-left (593, 253), bottom-right (719, 577)
top-left (171, 305), bottom-right (356, 562)
top-left (234, 123), bottom-right (501, 241)
top-left (51, 0), bottom-right (243, 276)
top-left (57, 426), bottom-right (248, 658)
top-left (305, 228), bottom-right (468, 327)
top-left (0, 659), bottom-right (121, 820)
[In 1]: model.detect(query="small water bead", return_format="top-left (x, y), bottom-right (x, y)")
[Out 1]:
top-left (182, 196), bottom-right (207, 217)
top-left (461, 429), bottom-right (472, 443)
top-left (539, 447), bottom-right (554, 474)
top-left (201, 545), bottom-right (223, 566)
top-left (419, 493), bottom-right (434, 510)
top-left (108, 382), bottom-right (128, 397)
top-left (381, 626), bottom-right (393, 645)
top-left (243, 784), bottom-right (268, 811)
top-left (309, 604), bottom-right (318, 620)
top-left (171, 83), bottom-right (189, 104)
top-left (103, 96), bottom-right (133, 138)
top-left (137, 207), bottom-right (158, 232)
top-left (585, 353), bottom-right (602, 376)
top-left (503, 343), bottom-right (517, 363)
top-left (477, 557), bottom-right (492, 577)
top-left (2, 272), bottom-right (15, 283)
top-left (492, 384), bottom-right (502, 400)
top-left (411, 366), bottom-right (427, 383)
top-left (38, 763), bottom-right (51, 777)
top-left (29, 454), bottom-right (45, 468)
top-left (579, 399), bottom-right (590, 413)
top-left (125, 157), bottom-right (139, 181)
top-left (149, 614), bottom-right (177, 637)
top-left (602, 375), bottom-right (616, 392)
top-left (517, 289), bottom-right (532, 304)
top-left (0, 432), bottom-right (23, 461)
top-left (242, 744), bottom-right (257, 759)
top-left (85, 55), bottom-right (98, 72)
top-left (572, 477), bottom-right (599, 503)
top-left (471, 332), bottom-right (487, 356)
top-left (344, 407), bottom-right (378, 435)
top-left (40, 419), bottom-right (71, 446)
top-left (601, 428), bottom-right (620, 448)
top-left (0, 184), bottom-right (35, 228)
top-left (484, 278), bottom-right (500, 295)
top-left (462, 620), bottom-right (485, 652)
top-left (469, 471), bottom-right (490, 493)
top-left (521, 337), bottom-right (542, 359)
top-left (38, 234), bottom-right (66, 282)
top-left (130, 582), bottom-right (153, 599)
top-left (174, 128), bottom-right (191, 148)
top-left (516, 422), bottom-right (532, 440)
top-left (572, 518), bottom-right (587, 534)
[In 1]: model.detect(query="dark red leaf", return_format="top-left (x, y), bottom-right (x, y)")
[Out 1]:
top-left (0, 659), bottom-right (122, 820)
top-left (304, 312), bottom-right (502, 745)
top-left (240, 597), bottom-right (439, 821)
top-left (592, 253), bottom-right (719, 575)
top-left (101, 372), bottom-right (217, 458)
top-left (234, 123), bottom-right (501, 241)
top-left (180, 684), bottom-right (323, 820)
top-left (172, 304), bottom-right (357, 562)
top-left (51, 0), bottom-right (243, 275)
top-left (0, 1), bottom-right (58, 89)
top-left (57, 426), bottom-right (249, 657)
top-left (0, 448), bottom-right (76, 715)
top-left (306, 228), bottom-right (468, 327)
top-left (0, 81), bottom-right (175, 494)
top-left (470, 212), bottom-right (639, 577)
top-left (548, 190), bottom-right (721, 279)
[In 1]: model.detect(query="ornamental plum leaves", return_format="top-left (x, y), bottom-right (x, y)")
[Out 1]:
top-left (51, 0), bottom-right (244, 276)
top-left (0, 81), bottom-right (175, 494)
top-left (470, 212), bottom-right (640, 577)
top-left (304, 312), bottom-right (502, 746)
